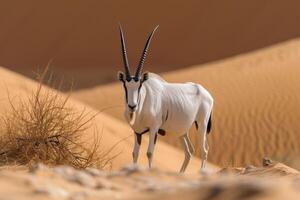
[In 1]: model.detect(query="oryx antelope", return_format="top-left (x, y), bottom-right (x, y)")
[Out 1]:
top-left (117, 25), bottom-right (213, 172)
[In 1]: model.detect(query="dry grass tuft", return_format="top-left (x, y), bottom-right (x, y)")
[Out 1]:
top-left (0, 68), bottom-right (114, 169)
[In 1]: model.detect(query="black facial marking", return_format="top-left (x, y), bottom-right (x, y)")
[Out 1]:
top-left (118, 73), bottom-right (124, 81)
top-left (126, 76), bottom-right (132, 82)
top-left (135, 132), bottom-right (142, 145)
top-left (125, 76), bottom-right (140, 82)
top-left (121, 75), bottom-right (144, 106)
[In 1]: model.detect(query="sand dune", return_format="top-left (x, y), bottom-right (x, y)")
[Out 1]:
top-left (0, 161), bottom-right (299, 200)
top-left (74, 38), bottom-right (300, 168)
top-left (0, 66), bottom-right (218, 173)
top-left (3, 1), bottom-right (300, 87)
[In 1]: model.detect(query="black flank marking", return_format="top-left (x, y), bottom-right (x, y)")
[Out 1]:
top-left (135, 132), bottom-right (142, 145)
top-left (139, 128), bottom-right (149, 135)
top-left (158, 129), bottom-right (166, 136)
top-left (194, 121), bottom-right (199, 130)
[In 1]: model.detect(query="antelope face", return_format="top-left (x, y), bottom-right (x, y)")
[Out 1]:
top-left (117, 24), bottom-right (158, 113)
top-left (118, 72), bottom-right (149, 112)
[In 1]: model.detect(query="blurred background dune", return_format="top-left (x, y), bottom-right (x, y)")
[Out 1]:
top-left (1, 0), bottom-right (300, 88)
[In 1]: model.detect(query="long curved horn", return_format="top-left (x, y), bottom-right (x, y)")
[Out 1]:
top-left (135, 25), bottom-right (159, 78)
top-left (119, 24), bottom-right (131, 77)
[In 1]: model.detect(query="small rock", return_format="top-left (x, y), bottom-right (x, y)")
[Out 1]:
top-left (29, 163), bottom-right (48, 173)
top-left (69, 191), bottom-right (88, 200)
top-left (246, 165), bottom-right (256, 170)
top-left (218, 167), bottom-right (243, 175)
top-left (245, 165), bottom-right (256, 173)
top-left (33, 184), bottom-right (69, 198)
top-left (72, 171), bottom-right (97, 188)
top-left (262, 157), bottom-right (274, 166)
top-left (108, 164), bottom-right (142, 177)
top-left (142, 181), bottom-right (170, 192)
top-left (95, 179), bottom-right (119, 190)
top-left (85, 167), bottom-right (107, 177)
top-left (108, 171), bottom-right (125, 177)
top-left (54, 166), bottom-right (96, 188)
top-left (53, 165), bottom-right (75, 177)
top-left (177, 180), bottom-right (200, 189)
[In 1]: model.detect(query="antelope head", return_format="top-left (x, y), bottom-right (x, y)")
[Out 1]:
top-left (118, 25), bottom-right (159, 118)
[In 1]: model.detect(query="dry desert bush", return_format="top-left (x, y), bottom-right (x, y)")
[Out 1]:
top-left (0, 69), bottom-right (114, 169)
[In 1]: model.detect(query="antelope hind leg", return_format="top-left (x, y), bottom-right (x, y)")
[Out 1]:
top-left (180, 136), bottom-right (192, 173)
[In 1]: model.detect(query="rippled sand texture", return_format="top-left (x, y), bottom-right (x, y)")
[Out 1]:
top-left (74, 39), bottom-right (300, 167)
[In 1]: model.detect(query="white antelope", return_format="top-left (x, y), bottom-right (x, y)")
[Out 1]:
top-left (117, 25), bottom-right (213, 172)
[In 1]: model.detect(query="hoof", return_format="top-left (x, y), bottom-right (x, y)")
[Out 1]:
top-left (146, 152), bottom-right (152, 159)
top-left (200, 167), bottom-right (213, 175)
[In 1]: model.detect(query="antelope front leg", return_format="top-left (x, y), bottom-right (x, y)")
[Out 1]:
top-left (147, 129), bottom-right (158, 169)
top-left (132, 132), bottom-right (142, 164)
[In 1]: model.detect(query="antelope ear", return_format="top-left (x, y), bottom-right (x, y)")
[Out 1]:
top-left (118, 71), bottom-right (125, 81)
top-left (142, 72), bottom-right (149, 82)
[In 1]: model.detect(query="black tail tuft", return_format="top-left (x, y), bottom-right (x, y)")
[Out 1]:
top-left (207, 113), bottom-right (212, 134)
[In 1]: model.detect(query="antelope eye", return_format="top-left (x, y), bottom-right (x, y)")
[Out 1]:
top-left (134, 77), bottom-right (139, 82)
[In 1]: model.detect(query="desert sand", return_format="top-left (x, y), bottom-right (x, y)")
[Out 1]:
top-left (2, 1), bottom-right (300, 87)
top-left (74, 38), bottom-right (300, 168)
top-left (0, 66), bottom-right (219, 173)
top-left (0, 159), bottom-right (299, 200)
